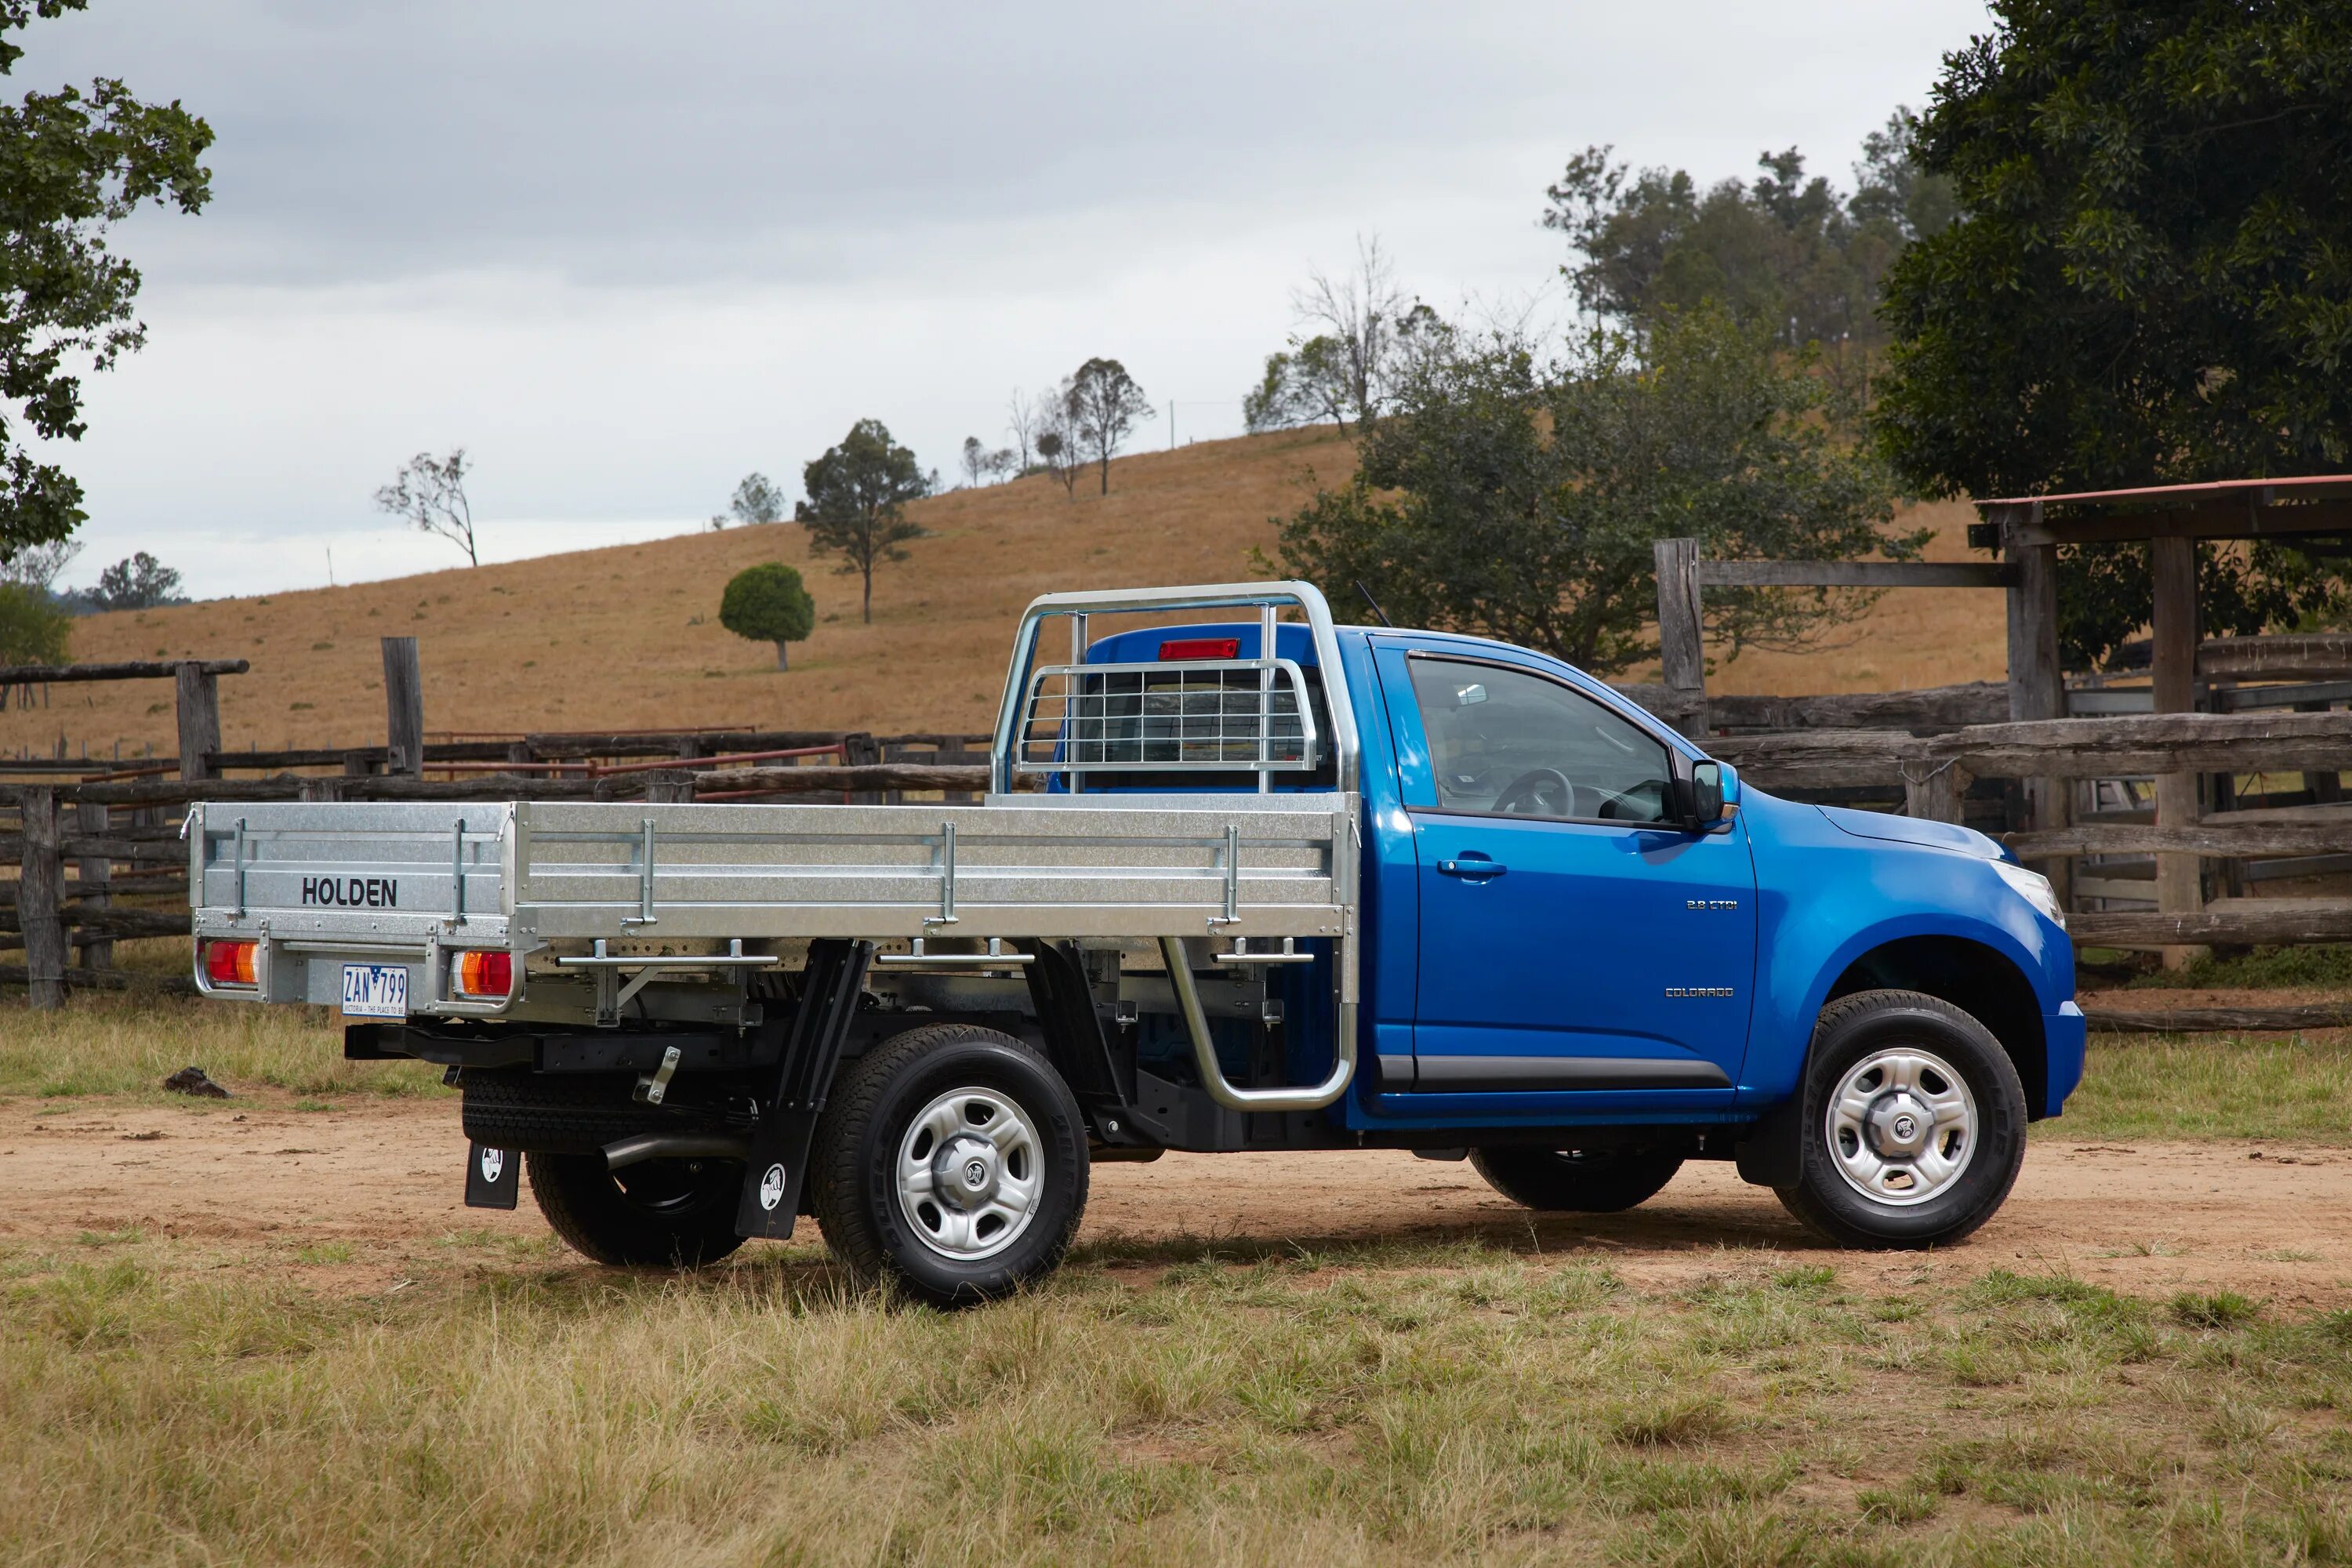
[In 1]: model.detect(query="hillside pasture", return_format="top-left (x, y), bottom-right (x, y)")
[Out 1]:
top-left (5, 434), bottom-right (2002, 763)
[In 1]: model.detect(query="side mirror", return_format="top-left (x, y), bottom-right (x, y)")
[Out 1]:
top-left (1675, 759), bottom-right (1726, 830)
top-left (1691, 760), bottom-right (1726, 823)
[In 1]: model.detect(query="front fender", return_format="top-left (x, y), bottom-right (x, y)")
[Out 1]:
top-left (1738, 794), bottom-right (2071, 1102)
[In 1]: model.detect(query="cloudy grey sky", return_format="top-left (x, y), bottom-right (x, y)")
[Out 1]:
top-left (25, 0), bottom-right (1994, 598)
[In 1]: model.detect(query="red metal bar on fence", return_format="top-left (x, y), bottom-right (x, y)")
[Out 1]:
top-left (586, 745), bottom-right (847, 778)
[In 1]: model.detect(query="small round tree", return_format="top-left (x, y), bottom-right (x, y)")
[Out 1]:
top-left (720, 561), bottom-right (815, 669)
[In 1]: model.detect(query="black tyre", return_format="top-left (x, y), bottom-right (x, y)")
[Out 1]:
top-left (809, 1024), bottom-right (1089, 1305)
top-left (1468, 1146), bottom-right (1684, 1213)
top-left (527, 1150), bottom-right (746, 1268)
top-left (1774, 989), bottom-right (2027, 1250)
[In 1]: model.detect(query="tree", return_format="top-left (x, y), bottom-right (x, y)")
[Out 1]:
top-left (1872, 1), bottom-right (2352, 668)
top-left (1543, 118), bottom-right (1951, 362)
top-left (375, 448), bottom-right (481, 566)
top-left (1267, 305), bottom-right (1916, 675)
top-left (719, 561), bottom-right (815, 669)
top-left (794, 418), bottom-right (930, 622)
top-left (1294, 235), bottom-right (1409, 428)
top-left (730, 471), bottom-right (786, 525)
top-left (1242, 335), bottom-right (1356, 434)
top-left (959, 436), bottom-right (1011, 488)
top-left (0, 581), bottom-right (69, 662)
top-left (1004, 387), bottom-right (1047, 475)
top-left (1035, 426), bottom-right (1080, 499)
top-left (1063, 357), bottom-right (1151, 495)
top-left (0, 2), bottom-right (213, 568)
top-left (0, 536), bottom-right (77, 592)
top-left (89, 550), bottom-right (180, 609)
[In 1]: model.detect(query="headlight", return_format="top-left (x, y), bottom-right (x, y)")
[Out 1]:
top-left (1994, 860), bottom-right (2065, 929)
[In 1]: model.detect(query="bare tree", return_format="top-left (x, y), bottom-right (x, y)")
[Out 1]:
top-left (0, 537), bottom-right (79, 590)
top-left (1294, 234), bottom-right (1409, 428)
top-left (376, 448), bottom-right (481, 566)
top-left (1005, 387), bottom-right (1044, 475)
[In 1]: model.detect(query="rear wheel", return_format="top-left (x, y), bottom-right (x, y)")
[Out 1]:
top-left (527, 1151), bottom-right (746, 1268)
top-left (810, 1024), bottom-right (1089, 1305)
top-left (1468, 1147), bottom-right (1684, 1212)
top-left (1774, 989), bottom-right (2027, 1250)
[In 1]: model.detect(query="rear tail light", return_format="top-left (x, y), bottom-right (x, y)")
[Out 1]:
top-left (1158, 637), bottom-right (1240, 661)
top-left (204, 940), bottom-right (258, 986)
top-left (455, 950), bottom-right (513, 998)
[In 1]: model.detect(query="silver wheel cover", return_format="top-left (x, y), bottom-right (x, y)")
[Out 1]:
top-left (895, 1085), bottom-right (1044, 1262)
top-left (1825, 1045), bottom-right (1978, 1208)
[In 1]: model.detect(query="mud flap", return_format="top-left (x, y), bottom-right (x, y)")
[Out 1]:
top-left (1733, 1097), bottom-right (1804, 1189)
top-left (1017, 938), bottom-right (1139, 1141)
top-left (734, 938), bottom-right (875, 1240)
top-left (464, 1141), bottom-right (521, 1209)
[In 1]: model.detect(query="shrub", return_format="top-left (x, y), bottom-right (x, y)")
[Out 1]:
top-left (719, 562), bottom-right (815, 670)
top-left (0, 582), bottom-right (71, 663)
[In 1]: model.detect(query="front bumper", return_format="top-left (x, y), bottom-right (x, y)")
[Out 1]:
top-left (2044, 1001), bottom-right (2087, 1117)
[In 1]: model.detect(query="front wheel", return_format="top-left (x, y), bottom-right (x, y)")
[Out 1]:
top-left (1469, 1147), bottom-right (1684, 1212)
top-left (1774, 989), bottom-right (2027, 1250)
top-left (809, 1025), bottom-right (1090, 1305)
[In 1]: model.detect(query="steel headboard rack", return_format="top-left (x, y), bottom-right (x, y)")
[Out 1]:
top-left (988, 582), bottom-right (1362, 1112)
top-left (987, 581), bottom-right (1362, 798)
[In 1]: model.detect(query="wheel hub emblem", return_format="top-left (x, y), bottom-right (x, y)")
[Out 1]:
top-left (964, 1159), bottom-right (989, 1189)
top-left (758, 1163), bottom-right (787, 1211)
top-left (1892, 1113), bottom-right (1918, 1140)
top-left (478, 1147), bottom-right (504, 1184)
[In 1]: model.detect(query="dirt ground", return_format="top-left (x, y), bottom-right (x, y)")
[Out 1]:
top-left (6, 1092), bottom-right (2347, 1307)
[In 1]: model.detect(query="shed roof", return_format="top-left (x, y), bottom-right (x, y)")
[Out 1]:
top-left (1979, 474), bottom-right (2352, 509)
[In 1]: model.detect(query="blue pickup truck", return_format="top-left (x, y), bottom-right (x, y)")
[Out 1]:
top-left (187, 582), bottom-right (2084, 1301)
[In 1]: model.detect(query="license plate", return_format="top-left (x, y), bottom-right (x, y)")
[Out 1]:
top-left (340, 963), bottom-right (408, 1018)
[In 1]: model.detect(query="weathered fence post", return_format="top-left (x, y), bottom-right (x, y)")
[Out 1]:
top-left (382, 637), bottom-right (423, 779)
top-left (844, 731), bottom-right (883, 804)
top-left (19, 786), bottom-right (67, 1009)
top-left (74, 798), bottom-right (111, 971)
top-left (2150, 535), bottom-right (2206, 967)
top-left (175, 662), bottom-right (220, 782)
top-left (2000, 503), bottom-right (2070, 908)
top-left (1652, 538), bottom-right (1707, 739)
top-left (1903, 757), bottom-right (1971, 824)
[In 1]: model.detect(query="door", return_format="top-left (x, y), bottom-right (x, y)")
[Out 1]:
top-left (1388, 651), bottom-right (1757, 1095)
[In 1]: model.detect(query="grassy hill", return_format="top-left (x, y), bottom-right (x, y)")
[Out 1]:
top-left (3, 428), bottom-right (2004, 761)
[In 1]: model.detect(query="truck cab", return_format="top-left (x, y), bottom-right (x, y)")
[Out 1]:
top-left (189, 581), bottom-right (2085, 1301)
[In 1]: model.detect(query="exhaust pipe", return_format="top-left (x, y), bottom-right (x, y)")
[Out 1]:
top-left (602, 1133), bottom-right (750, 1171)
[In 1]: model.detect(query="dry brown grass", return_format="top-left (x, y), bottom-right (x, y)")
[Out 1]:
top-left (5, 434), bottom-right (1998, 760)
top-left (6, 1229), bottom-right (2351, 1566)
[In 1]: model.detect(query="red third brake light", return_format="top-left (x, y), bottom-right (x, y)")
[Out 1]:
top-left (1158, 637), bottom-right (1240, 661)
top-left (205, 940), bottom-right (258, 986)
top-left (456, 950), bottom-right (513, 998)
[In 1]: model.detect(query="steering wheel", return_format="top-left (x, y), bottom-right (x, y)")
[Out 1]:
top-left (1491, 767), bottom-right (1575, 818)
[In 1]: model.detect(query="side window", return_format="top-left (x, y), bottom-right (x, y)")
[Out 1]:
top-left (1404, 657), bottom-right (1674, 823)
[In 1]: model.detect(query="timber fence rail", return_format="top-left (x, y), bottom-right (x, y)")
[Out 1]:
top-left (1710, 708), bottom-right (2352, 952)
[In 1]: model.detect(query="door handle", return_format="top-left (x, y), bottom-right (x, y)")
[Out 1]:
top-left (1436, 858), bottom-right (1507, 879)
